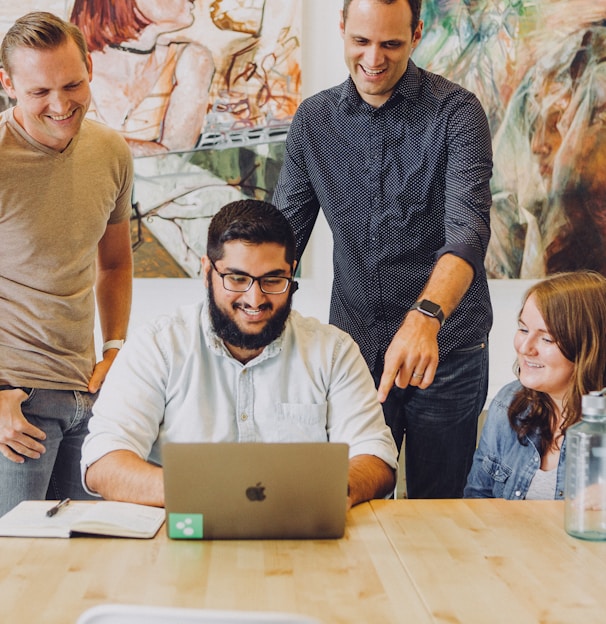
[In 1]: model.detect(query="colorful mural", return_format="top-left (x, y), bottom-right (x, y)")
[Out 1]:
top-left (0, 0), bottom-right (301, 277)
top-left (416, 0), bottom-right (606, 278)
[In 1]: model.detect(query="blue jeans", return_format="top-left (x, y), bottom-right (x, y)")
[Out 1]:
top-left (375, 339), bottom-right (488, 499)
top-left (0, 389), bottom-right (97, 516)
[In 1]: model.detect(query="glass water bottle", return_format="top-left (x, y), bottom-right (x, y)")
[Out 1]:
top-left (564, 389), bottom-right (606, 541)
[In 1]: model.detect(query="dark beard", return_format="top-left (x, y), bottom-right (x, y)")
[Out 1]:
top-left (208, 279), bottom-right (293, 352)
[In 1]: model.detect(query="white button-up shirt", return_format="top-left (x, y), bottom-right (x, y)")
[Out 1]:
top-left (82, 302), bottom-right (398, 484)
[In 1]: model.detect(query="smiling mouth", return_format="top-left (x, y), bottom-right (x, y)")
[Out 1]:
top-left (361, 65), bottom-right (386, 76)
top-left (48, 110), bottom-right (76, 121)
top-left (234, 304), bottom-right (272, 318)
top-left (524, 361), bottom-right (544, 369)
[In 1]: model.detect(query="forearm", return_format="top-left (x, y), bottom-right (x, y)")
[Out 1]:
top-left (96, 264), bottom-right (132, 343)
top-left (89, 260), bottom-right (133, 392)
top-left (96, 219), bottom-right (133, 343)
top-left (347, 454), bottom-right (396, 507)
top-left (418, 253), bottom-right (475, 319)
top-left (85, 450), bottom-right (164, 506)
top-left (378, 253), bottom-right (475, 399)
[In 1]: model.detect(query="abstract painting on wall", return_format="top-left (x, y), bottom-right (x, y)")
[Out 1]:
top-left (416, 0), bottom-right (606, 278)
top-left (0, 0), bottom-right (301, 277)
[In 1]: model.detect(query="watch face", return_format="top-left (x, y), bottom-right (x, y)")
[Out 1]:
top-left (419, 299), bottom-right (441, 315)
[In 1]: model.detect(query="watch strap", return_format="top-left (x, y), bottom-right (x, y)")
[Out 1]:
top-left (102, 339), bottom-right (125, 353)
top-left (409, 300), bottom-right (445, 327)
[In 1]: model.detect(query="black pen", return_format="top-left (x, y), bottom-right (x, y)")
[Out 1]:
top-left (46, 498), bottom-right (71, 518)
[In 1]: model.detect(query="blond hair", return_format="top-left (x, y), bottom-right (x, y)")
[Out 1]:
top-left (1, 11), bottom-right (89, 75)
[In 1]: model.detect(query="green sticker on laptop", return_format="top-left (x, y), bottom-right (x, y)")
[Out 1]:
top-left (168, 513), bottom-right (203, 539)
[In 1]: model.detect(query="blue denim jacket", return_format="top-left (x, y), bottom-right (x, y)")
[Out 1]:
top-left (464, 380), bottom-right (566, 499)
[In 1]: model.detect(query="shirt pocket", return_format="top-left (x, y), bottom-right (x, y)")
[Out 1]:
top-left (481, 455), bottom-right (512, 498)
top-left (273, 402), bottom-right (328, 443)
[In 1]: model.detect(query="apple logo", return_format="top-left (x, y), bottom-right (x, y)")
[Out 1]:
top-left (245, 482), bottom-right (266, 501)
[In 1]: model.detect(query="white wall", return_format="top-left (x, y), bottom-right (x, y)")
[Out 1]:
top-left (118, 0), bottom-right (530, 402)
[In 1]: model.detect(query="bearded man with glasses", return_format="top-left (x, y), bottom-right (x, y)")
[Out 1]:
top-left (81, 199), bottom-right (398, 509)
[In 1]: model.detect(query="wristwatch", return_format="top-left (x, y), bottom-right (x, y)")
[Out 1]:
top-left (409, 299), bottom-right (445, 327)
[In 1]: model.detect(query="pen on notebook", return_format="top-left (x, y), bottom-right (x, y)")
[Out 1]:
top-left (46, 498), bottom-right (71, 518)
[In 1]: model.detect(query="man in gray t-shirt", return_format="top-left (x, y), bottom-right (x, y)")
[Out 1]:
top-left (0, 12), bottom-right (134, 516)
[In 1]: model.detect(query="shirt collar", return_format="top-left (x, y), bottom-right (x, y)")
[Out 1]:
top-left (5, 106), bottom-right (82, 157)
top-left (338, 59), bottom-right (422, 111)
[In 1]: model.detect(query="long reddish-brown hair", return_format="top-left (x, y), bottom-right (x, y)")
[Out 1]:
top-left (509, 270), bottom-right (606, 455)
top-left (70, 0), bottom-right (151, 52)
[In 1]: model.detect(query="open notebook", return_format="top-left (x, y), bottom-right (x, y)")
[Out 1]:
top-left (0, 500), bottom-right (165, 539)
top-left (162, 442), bottom-right (349, 540)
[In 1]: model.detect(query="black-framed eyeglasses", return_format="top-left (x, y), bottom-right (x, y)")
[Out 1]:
top-left (210, 260), bottom-right (295, 294)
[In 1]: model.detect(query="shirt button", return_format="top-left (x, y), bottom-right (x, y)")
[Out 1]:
top-left (241, 413), bottom-right (248, 421)
top-left (514, 490), bottom-right (522, 497)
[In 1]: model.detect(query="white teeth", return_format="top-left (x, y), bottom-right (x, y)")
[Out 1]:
top-left (49, 112), bottom-right (73, 121)
top-left (362, 66), bottom-right (384, 75)
top-left (242, 309), bottom-right (261, 316)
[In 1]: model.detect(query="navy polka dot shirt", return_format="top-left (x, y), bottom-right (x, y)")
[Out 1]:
top-left (274, 60), bottom-right (493, 371)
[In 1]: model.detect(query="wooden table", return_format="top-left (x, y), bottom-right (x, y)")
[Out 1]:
top-left (371, 499), bottom-right (606, 624)
top-left (1, 500), bottom-right (604, 623)
top-left (0, 502), bottom-right (431, 624)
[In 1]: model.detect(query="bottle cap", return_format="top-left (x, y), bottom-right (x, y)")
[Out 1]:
top-left (582, 388), bottom-right (606, 416)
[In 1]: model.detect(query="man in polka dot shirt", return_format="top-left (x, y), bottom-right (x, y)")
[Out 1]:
top-left (274, 0), bottom-right (493, 498)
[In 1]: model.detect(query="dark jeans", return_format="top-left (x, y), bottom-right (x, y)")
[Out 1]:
top-left (0, 388), bottom-right (97, 516)
top-left (375, 339), bottom-right (488, 499)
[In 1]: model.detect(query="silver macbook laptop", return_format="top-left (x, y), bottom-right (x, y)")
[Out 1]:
top-left (162, 442), bottom-right (349, 540)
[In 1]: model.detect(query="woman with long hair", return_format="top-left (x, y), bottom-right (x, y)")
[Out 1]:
top-left (465, 270), bottom-right (606, 499)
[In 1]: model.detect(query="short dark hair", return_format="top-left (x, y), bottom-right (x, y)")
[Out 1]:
top-left (1, 11), bottom-right (89, 75)
top-left (207, 200), bottom-right (296, 267)
top-left (342, 0), bottom-right (422, 35)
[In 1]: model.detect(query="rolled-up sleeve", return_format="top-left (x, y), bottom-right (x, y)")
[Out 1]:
top-left (81, 324), bottom-right (169, 493)
top-left (437, 92), bottom-right (493, 277)
top-left (325, 331), bottom-right (399, 471)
